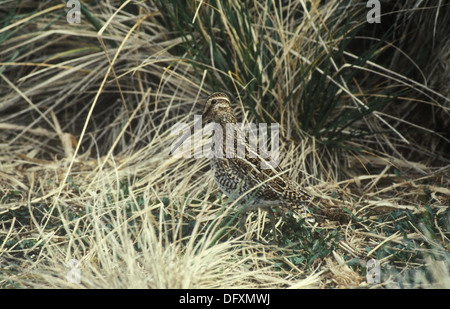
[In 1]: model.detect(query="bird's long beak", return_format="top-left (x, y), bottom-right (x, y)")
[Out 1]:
top-left (169, 115), bottom-right (203, 156)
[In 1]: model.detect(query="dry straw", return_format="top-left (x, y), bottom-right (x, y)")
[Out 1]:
top-left (0, 0), bottom-right (448, 288)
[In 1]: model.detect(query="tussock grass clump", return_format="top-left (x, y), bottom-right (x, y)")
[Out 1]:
top-left (0, 1), bottom-right (449, 288)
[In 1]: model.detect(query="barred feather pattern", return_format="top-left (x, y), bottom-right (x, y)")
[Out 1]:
top-left (204, 92), bottom-right (311, 214)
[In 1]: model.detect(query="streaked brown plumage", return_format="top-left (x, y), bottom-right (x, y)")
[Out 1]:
top-left (172, 92), bottom-right (311, 243)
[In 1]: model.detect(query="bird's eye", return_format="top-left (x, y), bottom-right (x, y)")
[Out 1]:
top-left (211, 99), bottom-right (217, 104)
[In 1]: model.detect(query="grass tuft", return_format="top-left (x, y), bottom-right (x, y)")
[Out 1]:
top-left (0, 0), bottom-right (448, 288)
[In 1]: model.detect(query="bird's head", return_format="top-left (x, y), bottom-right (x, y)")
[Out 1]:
top-left (201, 92), bottom-right (234, 123)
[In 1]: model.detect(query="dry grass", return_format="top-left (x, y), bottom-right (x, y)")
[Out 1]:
top-left (0, 0), bottom-right (449, 289)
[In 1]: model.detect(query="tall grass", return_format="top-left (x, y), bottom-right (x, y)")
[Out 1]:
top-left (0, 0), bottom-right (448, 288)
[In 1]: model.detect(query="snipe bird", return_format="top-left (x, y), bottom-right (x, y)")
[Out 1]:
top-left (170, 92), bottom-right (311, 243)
